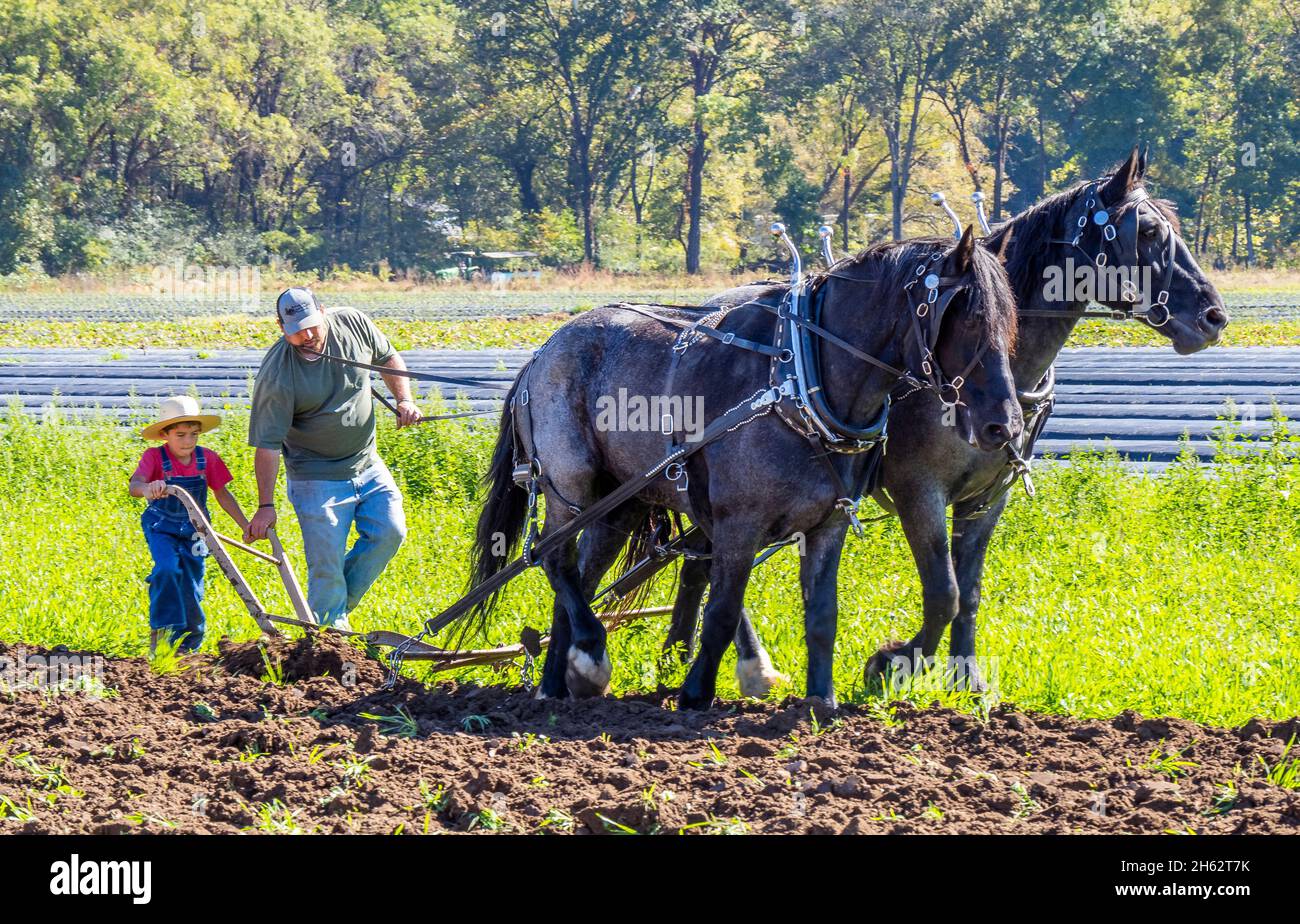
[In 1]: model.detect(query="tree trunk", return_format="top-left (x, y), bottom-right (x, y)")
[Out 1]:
top-left (1036, 100), bottom-right (1046, 199)
top-left (993, 114), bottom-right (1009, 220)
top-left (514, 160), bottom-right (540, 214)
top-left (1242, 188), bottom-right (1255, 267)
top-left (571, 132), bottom-right (596, 268)
top-left (841, 164), bottom-right (851, 251)
top-left (685, 116), bottom-right (706, 274)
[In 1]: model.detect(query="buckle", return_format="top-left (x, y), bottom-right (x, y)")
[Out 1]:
top-left (837, 498), bottom-right (865, 538)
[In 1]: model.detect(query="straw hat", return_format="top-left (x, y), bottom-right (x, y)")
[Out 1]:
top-left (140, 395), bottom-right (223, 441)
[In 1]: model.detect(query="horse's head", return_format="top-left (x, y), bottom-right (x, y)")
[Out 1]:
top-left (917, 226), bottom-right (1023, 451)
top-left (1068, 148), bottom-right (1228, 354)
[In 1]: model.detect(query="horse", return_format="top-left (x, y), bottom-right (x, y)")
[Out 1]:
top-left (467, 227), bottom-right (1024, 709)
top-left (657, 147), bottom-right (1229, 695)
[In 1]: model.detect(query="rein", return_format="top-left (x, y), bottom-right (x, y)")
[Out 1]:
top-left (301, 346), bottom-right (512, 391)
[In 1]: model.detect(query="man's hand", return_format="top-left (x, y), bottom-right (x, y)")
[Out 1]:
top-left (146, 479), bottom-right (170, 500)
top-left (395, 399), bottom-right (423, 429)
top-left (245, 506), bottom-right (277, 542)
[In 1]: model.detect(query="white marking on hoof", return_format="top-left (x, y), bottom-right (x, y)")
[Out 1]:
top-left (736, 650), bottom-right (787, 698)
top-left (565, 647), bottom-right (611, 697)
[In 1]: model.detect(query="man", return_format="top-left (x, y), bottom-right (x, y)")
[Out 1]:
top-left (244, 287), bottom-right (422, 630)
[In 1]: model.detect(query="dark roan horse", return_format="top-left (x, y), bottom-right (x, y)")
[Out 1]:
top-left (655, 148), bottom-right (1229, 697)
top-left (468, 228), bottom-right (1024, 709)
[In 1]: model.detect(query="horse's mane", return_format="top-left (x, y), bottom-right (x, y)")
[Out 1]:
top-left (986, 173), bottom-right (1182, 305)
top-left (811, 236), bottom-right (1019, 353)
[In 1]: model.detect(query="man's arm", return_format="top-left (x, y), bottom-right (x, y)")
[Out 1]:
top-left (244, 447), bottom-right (282, 541)
top-left (378, 353), bottom-right (423, 428)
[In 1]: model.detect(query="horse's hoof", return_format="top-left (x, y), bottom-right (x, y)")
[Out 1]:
top-left (863, 639), bottom-right (911, 684)
top-left (565, 646), bottom-right (611, 698)
top-left (802, 694), bottom-right (839, 719)
top-left (949, 664), bottom-right (989, 694)
top-left (677, 691), bottom-right (715, 711)
top-left (736, 651), bottom-right (787, 698)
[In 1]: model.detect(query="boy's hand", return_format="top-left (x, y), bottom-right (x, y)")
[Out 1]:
top-left (146, 480), bottom-right (170, 500)
top-left (245, 507), bottom-right (276, 543)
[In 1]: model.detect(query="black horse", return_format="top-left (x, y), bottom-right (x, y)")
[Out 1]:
top-left (468, 229), bottom-right (1023, 709)
top-left (657, 148), bottom-right (1228, 696)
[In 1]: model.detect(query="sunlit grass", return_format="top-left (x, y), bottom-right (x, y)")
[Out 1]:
top-left (0, 315), bottom-right (1297, 350)
top-left (0, 403), bottom-right (1296, 727)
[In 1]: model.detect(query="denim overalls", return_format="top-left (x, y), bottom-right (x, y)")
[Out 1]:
top-left (141, 445), bottom-right (211, 651)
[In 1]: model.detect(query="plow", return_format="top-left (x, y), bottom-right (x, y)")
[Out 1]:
top-left (166, 483), bottom-right (676, 678)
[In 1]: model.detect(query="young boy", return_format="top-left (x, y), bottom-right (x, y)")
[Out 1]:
top-left (129, 396), bottom-right (250, 654)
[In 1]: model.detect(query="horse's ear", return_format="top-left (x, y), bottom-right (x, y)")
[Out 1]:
top-left (1102, 147), bottom-right (1142, 202)
top-left (955, 224), bottom-right (976, 271)
top-left (1138, 143), bottom-right (1149, 179)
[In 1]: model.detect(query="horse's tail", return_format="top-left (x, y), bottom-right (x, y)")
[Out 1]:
top-left (465, 366), bottom-right (530, 632)
top-left (604, 506), bottom-right (673, 621)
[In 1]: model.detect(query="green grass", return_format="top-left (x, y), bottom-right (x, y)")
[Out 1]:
top-left (0, 402), bottom-right (1297, 727)
top-left (0, 314), bottom-right (1298, 350)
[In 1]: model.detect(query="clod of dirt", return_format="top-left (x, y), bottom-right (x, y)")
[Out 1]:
top-left (217, 631), bottom-right (385, 687)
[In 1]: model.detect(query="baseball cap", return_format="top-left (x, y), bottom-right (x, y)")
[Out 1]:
top-left (276, 287), bottom-right (323, 334)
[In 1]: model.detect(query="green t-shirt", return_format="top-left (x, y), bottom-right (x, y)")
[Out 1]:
top-left (248, 306), bottom-right (396, 481)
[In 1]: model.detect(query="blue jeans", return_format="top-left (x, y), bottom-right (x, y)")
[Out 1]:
top-left (142, 509), bottom-right (207, 651)
top-left (286, 460), bottom-right (407, 626)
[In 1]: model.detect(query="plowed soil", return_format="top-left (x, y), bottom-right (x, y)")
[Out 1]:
top-left (1, 633), bottom-right (1297, 834)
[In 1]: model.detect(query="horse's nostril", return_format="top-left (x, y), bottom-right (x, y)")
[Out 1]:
top-left (984, 422), bottom-right (1014, 447)
top-left (1204, 306), bottom-right (1228, 331)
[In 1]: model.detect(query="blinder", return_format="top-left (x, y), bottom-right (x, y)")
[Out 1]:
top-left (900, 253), bottom-right (985, 412)
top-left (1054, 181), bottom-right (1178, 327)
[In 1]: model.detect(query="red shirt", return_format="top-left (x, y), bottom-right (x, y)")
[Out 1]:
top-left (132, 446), bottom-right (233, 492)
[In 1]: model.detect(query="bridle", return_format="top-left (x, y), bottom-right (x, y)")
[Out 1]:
top-left (1022, 180), bottom-right (1179, 326)
top-left (898, 252), bottom-right (990, 410)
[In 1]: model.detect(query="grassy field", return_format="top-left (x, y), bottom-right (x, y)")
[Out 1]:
top-left (0, 403), bottom-right (1297, 727)
top-left (0, 314), bottom-right (1298, 351)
